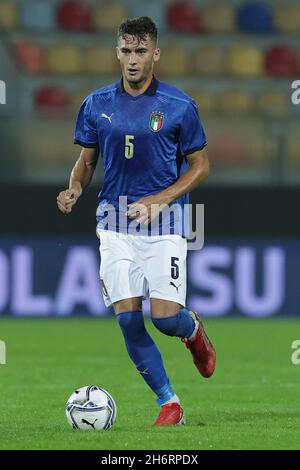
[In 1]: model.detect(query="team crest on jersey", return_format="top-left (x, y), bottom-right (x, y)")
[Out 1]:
top-left (149, 111), bottom-right (164, 132)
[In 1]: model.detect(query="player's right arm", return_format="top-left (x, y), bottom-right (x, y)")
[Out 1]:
top-left (57, 146), bottom-right (99, 214)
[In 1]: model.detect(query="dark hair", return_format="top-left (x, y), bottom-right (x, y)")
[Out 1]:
top-left (117, 17), bottom-right (158, 45)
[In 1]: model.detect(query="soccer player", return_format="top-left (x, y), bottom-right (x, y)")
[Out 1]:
top-left (57, 16), bottom-right (216, 426)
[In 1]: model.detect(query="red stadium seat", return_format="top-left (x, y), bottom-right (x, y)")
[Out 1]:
top-left (265, 46), bottom-right (299, 77)
top-left (207, 119), bottom-right (268, 168)
top-left (34, 86), bottom-right (70, 110)
top-left (57, 1), bottom-right (92, 32)
top-left (166, 1), bottom-right (204, 34)
top-left (14, 42), bottom-right (46, 75)
top-left (210, 133), bottom-right (252, 166)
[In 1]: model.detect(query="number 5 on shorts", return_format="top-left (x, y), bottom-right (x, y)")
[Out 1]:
top-left (171, 257), bottom-right (179, 280)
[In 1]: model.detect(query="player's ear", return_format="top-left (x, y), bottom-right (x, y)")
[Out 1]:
top-left (153, 48), bottom-right (160, 63)
top-left (116, 46), bottom-right (120, 60)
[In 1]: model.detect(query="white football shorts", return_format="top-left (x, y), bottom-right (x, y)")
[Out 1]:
top-left (97, 229), bottom-right (187, 308)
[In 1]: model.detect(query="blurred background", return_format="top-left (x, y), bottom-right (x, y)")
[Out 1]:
top-left (0, 0), bottom-right (300, 317)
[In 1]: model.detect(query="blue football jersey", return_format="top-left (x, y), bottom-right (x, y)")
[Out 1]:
top-left (74, 76), bottom-right (207, 236)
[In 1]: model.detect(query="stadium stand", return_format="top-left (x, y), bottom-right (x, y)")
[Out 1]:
top-left (166, 1), bottom-right (204, 34)
top-left (57, 0), bottom-right (92, 32)
top-left (0, 0), bottom-right (18, 30)
top-left (34, 86), bottom-right (70, 111)
top-left (20, 0), bottom-right (56, 31)
top-left (47, 43), bottom-right (82, 74)
top-left (218, 89), bottom-right (253, 114)
top-left (227, 45), bottom-right (264, 77)
top-left (202, 3), bottom-right (235, 33)
top-left (193, 46), bottom-right (224, 76)
top-left (274, 3), bottom-right (300, 34)
top-left (71, 87), bottom-right (94, 111)
top-left (14, 42), bottom-right (46, 75)
top-left (1, 0), bottom-right (299, 185)
top-left (256, 89), bottom-right (289, 118)
top-left (265, 45), bottom-right (299, 77)
top-left (83, 45), bottom-right (118, 75)
top-left (237, 2), bottom-right (274, 33)
top-left (156, 44), bottom-right (192, 76)
top-left (286, 126), bottom-right (300, 170)
top-left (93, 3), bottom-right (128, 32)
top-left (188, 90), bottom-right (215, 113)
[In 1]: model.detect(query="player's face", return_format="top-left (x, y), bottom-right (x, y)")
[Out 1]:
top-left (116, 35), bottom-right (160, 85)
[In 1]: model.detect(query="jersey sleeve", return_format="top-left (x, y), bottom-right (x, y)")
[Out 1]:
top-left (179, 100), bottom-right (207, 156)
top-left (74, 96), bottom-right (99, 148)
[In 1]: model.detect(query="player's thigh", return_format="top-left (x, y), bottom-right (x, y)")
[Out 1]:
top-left (150, 298), bottom-right (183, 318)
top-left (98, 230), bottom-right (147, 308)
top-left (144, 235), bottom-right (187, 308)
top-left (113, 297), bottom-right (143, 315)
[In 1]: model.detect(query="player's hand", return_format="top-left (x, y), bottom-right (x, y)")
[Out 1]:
top-left (57, 188), bottom-right (81, 214)
top-left (127, 195), bottom-right (169, 225)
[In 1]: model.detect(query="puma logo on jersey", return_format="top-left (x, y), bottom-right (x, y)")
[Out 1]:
top-left (101, 113), bottom-right (114, 123)
top-left (170, 281), bottom-right (181, 293)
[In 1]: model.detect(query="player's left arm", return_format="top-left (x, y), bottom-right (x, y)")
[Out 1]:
top-left (157, 147), bottom-right (210, 203)
top-left (127, 147), bottom-right (209, 225)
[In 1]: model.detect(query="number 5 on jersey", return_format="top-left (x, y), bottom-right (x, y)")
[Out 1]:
top-left (125, 135), bottom-right (135, 159)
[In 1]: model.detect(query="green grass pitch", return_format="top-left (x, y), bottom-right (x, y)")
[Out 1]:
top-left (0, 317), bottom-right (299, 450)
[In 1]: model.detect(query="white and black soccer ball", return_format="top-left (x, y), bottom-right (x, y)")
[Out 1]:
top-left (66, 385), bottom-right (117, 431)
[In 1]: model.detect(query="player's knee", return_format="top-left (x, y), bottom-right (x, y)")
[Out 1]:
top-left (117, 311), bottom-right (145, 341)
top-left (152, 315), bottom-right (179, 337)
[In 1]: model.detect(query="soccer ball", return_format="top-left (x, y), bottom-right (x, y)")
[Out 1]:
top-left (66, 385), bottom-right (117, 431)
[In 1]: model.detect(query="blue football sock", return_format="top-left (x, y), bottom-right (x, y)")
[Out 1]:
top-left (152, 307), bottom-right (195, 338)
top-left (117, 311), bottom-right (176, 404)
top-left (156, 382), bottom-right (177, 406)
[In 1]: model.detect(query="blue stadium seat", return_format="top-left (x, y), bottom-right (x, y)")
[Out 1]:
top-left (21, 0), bottom-right (56, 30)
top-left (237, 2), bottom-right (274, 33)
top-left (130, 3), bottom-right (165, 31)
